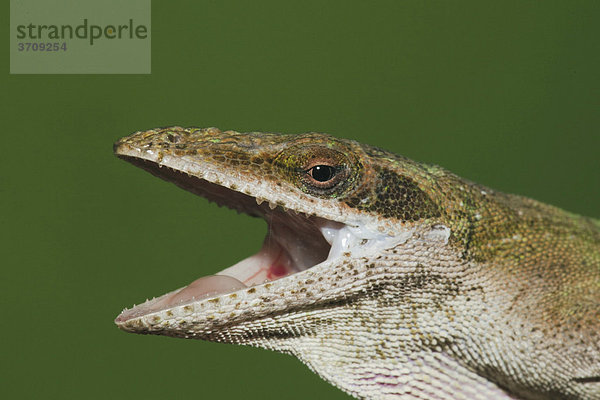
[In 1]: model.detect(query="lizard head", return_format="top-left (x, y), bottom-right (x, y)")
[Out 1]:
top-left (114, 127), bottom-right (444, 333)
top-left (113, 127), bottom-right (469, 397)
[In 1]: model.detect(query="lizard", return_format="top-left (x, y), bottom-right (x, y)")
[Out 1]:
top-left (114, 126), bottom-right (600, 400)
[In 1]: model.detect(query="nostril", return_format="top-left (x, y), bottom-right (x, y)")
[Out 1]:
top-left (166, 133), bottom-right (187, 145)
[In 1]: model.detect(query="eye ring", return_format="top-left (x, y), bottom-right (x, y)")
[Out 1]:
top-left (274, 144), bottom-right (355, 197)
top-left (301, 159), bottom-right (348, 190)
top-left (306, 165), bottom-right (337, 183)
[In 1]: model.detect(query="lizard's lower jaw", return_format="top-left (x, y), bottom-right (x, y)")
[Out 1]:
top-left (116, 211), bottom-right (342, 322)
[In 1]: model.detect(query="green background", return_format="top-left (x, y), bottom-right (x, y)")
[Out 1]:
top-left (2, 1), bottom-right (599, 399)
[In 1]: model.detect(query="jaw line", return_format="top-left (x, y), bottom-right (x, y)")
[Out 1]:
top-left (114, 143), bottom-right (358, 225)
top-left (115, 252), bottom-right (345, 327)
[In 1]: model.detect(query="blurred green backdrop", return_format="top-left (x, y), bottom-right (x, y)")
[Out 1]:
top-left (2, 1), bottom-right (599, 399)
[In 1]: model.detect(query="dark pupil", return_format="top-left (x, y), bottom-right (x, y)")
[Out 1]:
top-left (311, 165), bottom-right (336, 182)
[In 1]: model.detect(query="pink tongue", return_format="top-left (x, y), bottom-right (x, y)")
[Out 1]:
top-left (166, 275), bottom-right (247, 305)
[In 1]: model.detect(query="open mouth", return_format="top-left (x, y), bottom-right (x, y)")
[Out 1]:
top-left (115, 157), bottom-right (359, 323)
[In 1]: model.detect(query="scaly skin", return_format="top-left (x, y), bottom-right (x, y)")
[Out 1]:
top-left (114, 127), bottom-right (599, 399)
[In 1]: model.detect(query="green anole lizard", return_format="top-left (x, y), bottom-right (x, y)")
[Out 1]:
top-left (114, 127), bottom-right (599, 399)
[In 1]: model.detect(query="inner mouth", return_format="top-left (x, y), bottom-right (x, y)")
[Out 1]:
top-left (115, 157), bottom-right (353, 323)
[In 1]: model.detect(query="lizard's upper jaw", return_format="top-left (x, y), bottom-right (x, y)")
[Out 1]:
top-left (114, 153), bottom-right (366, 325)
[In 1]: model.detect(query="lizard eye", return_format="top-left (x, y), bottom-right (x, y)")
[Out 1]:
top-left (302, 160), bottom-right (348, 191)
top-left (307, 165), bottom-right (337, 182)
top-left (274, 144), bottom-right (355, 197)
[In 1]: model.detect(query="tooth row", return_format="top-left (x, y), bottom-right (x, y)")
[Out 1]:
top-left (252, 194), bottom-right (313, 217)
top-left (254, 196), bottom-right (280, 211)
